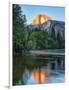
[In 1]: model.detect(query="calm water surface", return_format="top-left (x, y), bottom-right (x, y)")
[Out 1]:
top-left (13, 51), bottom-right (65, 85)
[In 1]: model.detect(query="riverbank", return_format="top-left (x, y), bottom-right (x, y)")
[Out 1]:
top-left (29, 49), bottom-right (65, 56)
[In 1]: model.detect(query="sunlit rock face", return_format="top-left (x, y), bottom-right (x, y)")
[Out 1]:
top-left (28, 14), bottom-right (65, 38)
top-left (32, 14), bottom-right (51, 25)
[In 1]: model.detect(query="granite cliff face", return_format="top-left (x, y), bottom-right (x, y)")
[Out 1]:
top-left (28, 20), bottom-right (65, 38)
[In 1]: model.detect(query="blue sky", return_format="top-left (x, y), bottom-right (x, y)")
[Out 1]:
top-left (21, 5), bottom-right (65, 24)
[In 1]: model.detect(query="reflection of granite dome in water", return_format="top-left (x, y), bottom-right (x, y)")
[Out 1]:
top-left (32, 70), bottom-right (49, 84)
top-left (32, 14), bottom-right (51, 25)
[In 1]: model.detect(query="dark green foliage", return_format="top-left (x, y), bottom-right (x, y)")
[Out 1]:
top-left (13, 4), bottom-right (28, 53)
top-left (27, 31), bottom-right (48, 49)
top-left (26, 29), bottom-right (64, 49)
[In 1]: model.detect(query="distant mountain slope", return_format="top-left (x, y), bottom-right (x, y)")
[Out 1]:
top-left (28, 20), bottom-right (65, 38)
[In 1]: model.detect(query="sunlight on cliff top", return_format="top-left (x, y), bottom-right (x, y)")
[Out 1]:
top-left (32, 14), bottom-right (51, 25)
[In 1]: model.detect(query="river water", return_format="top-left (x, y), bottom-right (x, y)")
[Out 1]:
top-left (13, 50), bottom-right (65, 85)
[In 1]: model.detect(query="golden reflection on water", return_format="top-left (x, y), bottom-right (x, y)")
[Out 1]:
top-left (32, 70), bottom-right (49, 84)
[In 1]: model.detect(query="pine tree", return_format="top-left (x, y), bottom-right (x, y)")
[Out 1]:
top-left (13, 4), bottom-right (27, 53)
